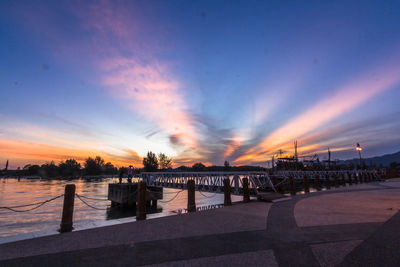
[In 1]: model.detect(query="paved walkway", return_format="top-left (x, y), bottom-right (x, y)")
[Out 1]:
top-left (1, 181), bottom-right (400, 266)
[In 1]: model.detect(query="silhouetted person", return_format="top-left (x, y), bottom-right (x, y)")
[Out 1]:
top-left (127, 165), bottom-right (133, 183)
top-left (118, 169), bottom-right (124, 184)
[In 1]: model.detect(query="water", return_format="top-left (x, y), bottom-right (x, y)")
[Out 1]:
top-left (0, 177), bottom-right (242, 239)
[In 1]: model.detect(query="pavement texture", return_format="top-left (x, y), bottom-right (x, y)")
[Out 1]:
top-left (1, 180), bottom-right (400, 266)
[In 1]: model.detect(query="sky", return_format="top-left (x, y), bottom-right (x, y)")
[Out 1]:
top-left (1, 0), bottom-right (400, 169)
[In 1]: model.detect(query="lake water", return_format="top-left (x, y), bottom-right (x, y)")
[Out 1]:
top-left (0, 177), bottom-right (242, 239)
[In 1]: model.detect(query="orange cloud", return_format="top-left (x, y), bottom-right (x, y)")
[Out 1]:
top-left (0, 139), bottom-right (142, 169)
top-left (224, 135), bottom-right (243, 158)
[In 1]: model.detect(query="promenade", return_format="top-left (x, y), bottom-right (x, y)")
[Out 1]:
top-left (1, 179), bottom-right (400, 266)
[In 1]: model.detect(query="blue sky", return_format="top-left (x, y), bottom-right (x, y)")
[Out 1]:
top-left (1, 0), bottom-right (400, 168)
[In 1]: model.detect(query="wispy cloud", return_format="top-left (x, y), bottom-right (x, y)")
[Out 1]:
top-left (101, 58), bottom-right (198, 148)
top-left (72, 1), bottom-right (200, 150)
top-left (234, 61), bottom-right (400, 164)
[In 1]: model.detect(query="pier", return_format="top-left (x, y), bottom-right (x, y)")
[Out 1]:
top-left (107, 170), bottom-right (383, 206)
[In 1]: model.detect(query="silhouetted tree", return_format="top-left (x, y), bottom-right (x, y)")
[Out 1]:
top-left (58, 159), bottom-right (81, 177)
top-left (143, 151), bottom-right (158, 172)
top-left (103, 162), bottom-right (117, 174)
top-left (192, 162), bottom-right (206, 171)
top-left (41, 161), bottom-right (59, 177)
top-left (23, 164), bottom-right (40, 176)
top-left (176, 165), bottom-right (191, 171)
top-left (158, 153), bottom-right (172, 170)
top-left (84, 156), bottom-right (105, 175)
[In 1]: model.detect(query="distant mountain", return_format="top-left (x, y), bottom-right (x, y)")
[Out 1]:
top-left (342, 151), bottom-right (400, 167)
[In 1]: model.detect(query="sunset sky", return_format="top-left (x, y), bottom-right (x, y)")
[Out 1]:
top-left (1, 0), bottom-right (400, 169)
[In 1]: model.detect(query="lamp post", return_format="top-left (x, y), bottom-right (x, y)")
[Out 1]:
top-left (356, 143), bottom-right (362, 169)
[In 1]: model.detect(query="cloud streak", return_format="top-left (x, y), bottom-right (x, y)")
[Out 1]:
top-left (235, 61), bottom-right (400, 164)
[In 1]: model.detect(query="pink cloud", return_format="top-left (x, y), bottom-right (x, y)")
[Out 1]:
top-left (102, 57), bottom-right (198, 148)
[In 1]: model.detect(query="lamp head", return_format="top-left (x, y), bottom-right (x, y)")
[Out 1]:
top-left (356, 143), bottom-right (362, 151)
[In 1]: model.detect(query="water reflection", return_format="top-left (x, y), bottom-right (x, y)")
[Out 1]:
top-left (0, 178), bottom-right (241, 239)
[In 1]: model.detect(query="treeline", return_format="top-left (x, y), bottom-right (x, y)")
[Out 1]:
top-left (21, 156), bottom-right (118, 177)
top-left (2, 151), bottom-right (268, 178)
top-left (141, 153), bottom-right (265, 172)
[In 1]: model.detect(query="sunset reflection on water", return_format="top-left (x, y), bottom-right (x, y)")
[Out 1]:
top-left (0, 178), bottom-right (241, 239)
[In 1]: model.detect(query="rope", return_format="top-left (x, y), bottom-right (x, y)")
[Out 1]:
top-left (75, 194), bottom-right (108, 210)
top-left (163, 190), bottom-right (183, 194)
top-left (0, 194), bottom-right (64, 212)
top-left (159, 190), bottom-right (184, 203)
top-left (198, 190), bottom-right (217, 198)
top-left (75, 195), bottom-right (108, 201)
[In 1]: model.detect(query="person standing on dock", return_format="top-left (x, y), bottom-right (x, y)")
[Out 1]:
top-left (127, 165), bottom-right (133, 183)
top-left (118, 168), bottom-right (124, 184)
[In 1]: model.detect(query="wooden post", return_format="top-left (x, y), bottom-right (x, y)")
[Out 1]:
top-left (315, 174), bottom-right (321, 191)
top-left (60, 184), bottom-right (76, 233)
top-left (242, 178), bottom-right (250, 203)
top-left (137, 181), bottom-right (146, 220)
top-left (353, 173), bottom-right (358, 184)
top-left (187, 180), bottom-right (196, 212)
top-left (325, 173), bottom-right (331, 189)
top-left (289, 176), bottom-right (296, 195)
top-left (151, 199), bottom-right (157, 209)
top-left (333, 173), bottom-right (339, 188)
top-left (341, 173), bottom-right (346, 186)
top-left (303, 175), bottom-right (310, 193)
top-left (223, 178), bottom-right (232, 206)
top-left (348, 172), bottom-right (353, 185)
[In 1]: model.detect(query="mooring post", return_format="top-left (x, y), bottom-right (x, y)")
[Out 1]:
top-left (325, 173), bottom-right (331, 189)
top-left (223, 178), bottom-right (232, 206)
top-left (303, 174), bottom-right (310, 193)
top-left (341, 173), bottom-right (346, 186)
top-left (348, 172), bottom-right (353, 185)
top-left (333, 173), bottom-right (339, 188)
top-left (242, 177), bottom-right (250, 203)
top-left (353, 173), bottom-right (358, 184)
top-left (187, 180), bottom-right (196, 212)
top-left (289, 176), bottom-right (296, 195)
top-left (151, 199), bottom-right (157, 209)
top-left (60, 184), bottom-right (76, 233)
top-left (367, 172), bottom-right (372, 182)
top-left (137, 181), bottom-right (146, 220)
top-left (315, 174), bottom-right (321, 191)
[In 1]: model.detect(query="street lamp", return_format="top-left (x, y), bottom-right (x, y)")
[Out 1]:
top-left (356, 143), bottom-right (362, 169)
